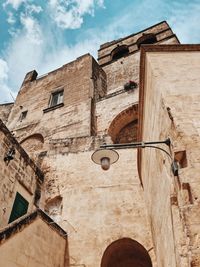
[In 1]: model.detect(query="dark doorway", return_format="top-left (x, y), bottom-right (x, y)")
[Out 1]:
top-left (101, 238), bottom-right (152, 267)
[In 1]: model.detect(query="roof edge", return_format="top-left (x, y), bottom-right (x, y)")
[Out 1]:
top-left (98, 20), bottom-right (168, 51)
top-left (0, 209), bottom-right (67, 244)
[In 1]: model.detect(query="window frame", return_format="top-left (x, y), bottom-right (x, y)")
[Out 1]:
top-left (49, 89), bottom-right (64, 108)
top-left (43, 88), bottom-right (64, 113)
top-left (8, 192), bottom-right (29, 223)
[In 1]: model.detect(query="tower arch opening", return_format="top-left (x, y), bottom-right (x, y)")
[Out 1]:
top-left (137, 34), bottom-right (157, 48)
top-left (101, 238), bottom-right (152, 267)
top-left (111, 45), bottom-right (129, 61)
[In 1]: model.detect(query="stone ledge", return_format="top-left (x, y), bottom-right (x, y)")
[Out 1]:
top-left (43, 103), bottom-right (64, 113)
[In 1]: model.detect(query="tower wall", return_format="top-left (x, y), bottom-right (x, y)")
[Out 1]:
top-left (1, 22), bottom-right (185, 267)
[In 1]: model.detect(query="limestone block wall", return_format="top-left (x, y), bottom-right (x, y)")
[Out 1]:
top-left (42, 145), bottom-right (156, 267)
top-left (102, 52), bottom-right (140, 93)
top-left (139, 46), bottom-right (200, 267)
top-left (1, 23), bottom-right (183, 267)
top-left (7, 54), bottom-right (105, 142)
top-left (100, 34), bottom-right (178, 94)
top-left (0, 214), bottom-right (67, 267)
top-left (0, 120), bottom-right (43, 228)
top-left (98, 21), bottom-right (179, 95)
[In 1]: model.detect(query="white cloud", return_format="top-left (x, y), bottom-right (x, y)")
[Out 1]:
top-left (0, 59), bottom-right (15, 103)
top-left (7, 11), bottom-right (16, 24)
top-left (0, 59), bottom-right (9, 81)
top-left (26, 4), bottom-right (43, 14)
top-left (48, 0), bottom-right (105, 29)
top-left (4, 0), bottom-right (26, 10)
top-left (20, 14), bottom-right (43, 45)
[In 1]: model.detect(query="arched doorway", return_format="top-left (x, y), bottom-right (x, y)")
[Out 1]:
top-left (101, 238), bottom-right (152, 267)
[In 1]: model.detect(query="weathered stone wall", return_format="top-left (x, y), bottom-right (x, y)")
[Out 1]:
top-left (139, 47), bottom-right (200, 267)
top-left (42, 147), bottom-right (156, 267)
top-left (99, 34), bottom-right (178, 95)
top-left (0, 120), bottom-right (43, 228)
top-left (0, 103), bottom-right (13, 124)
top-left (102, 52), bottom-right (140, 93)
top-left (98, 21), bottom-right (178, 64)
top-left (7, 54), bottom-right (106, 142)
top-left (2, 23), bottom-right (184, 267)
top-left (0, 215), bottom-right (67, 267)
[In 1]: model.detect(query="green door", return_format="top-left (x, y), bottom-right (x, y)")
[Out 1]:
top-left (8, 192), bottom-right (29, 223)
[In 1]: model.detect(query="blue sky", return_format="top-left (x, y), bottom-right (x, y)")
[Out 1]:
top-left (0, 0), bottom-right (200, 103)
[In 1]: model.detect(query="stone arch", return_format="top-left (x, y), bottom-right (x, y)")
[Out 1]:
top-left (137, 33), bottom-right (157, 48)
top-left (20, 133), bottom-right (44, 155)
top-left (108, 104), bottom-right (138, 143)
top-left (101, 238), bottom-right (152, 267)
top-left (111, 45), bottom-right (129, 61)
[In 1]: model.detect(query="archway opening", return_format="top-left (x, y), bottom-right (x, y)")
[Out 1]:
top-left (137, 34), bottom-right (157, 48)
top-left (101, 238), bottom-right (152, 267)
top-left (111, 45), bottom-right (129, 61)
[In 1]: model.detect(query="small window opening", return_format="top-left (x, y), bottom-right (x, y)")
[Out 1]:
top-left (19, 110), bottom-right (28, 121)
top-left (8, 192), bottom-right (29, 223)
top-left (137, 34), bottom-right (157, 48)
top-left (50, 90), bottom-right (64, 107)
top-left (111, 45), bottom-right (129, 61)
top-left (174, 150), bottom-right (187, 168)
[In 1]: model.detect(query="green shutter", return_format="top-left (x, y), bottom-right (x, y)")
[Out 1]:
top-left (8, 192), bottom-right (29, 223)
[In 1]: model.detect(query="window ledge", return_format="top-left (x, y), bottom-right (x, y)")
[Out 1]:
top-left (43, 103), bottom-right (64, 113)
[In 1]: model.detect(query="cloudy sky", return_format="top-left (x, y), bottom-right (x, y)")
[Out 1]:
top-left (0, 0), bottom-right (200, 103)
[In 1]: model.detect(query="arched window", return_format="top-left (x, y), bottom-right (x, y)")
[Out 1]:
top-left (101, 238), bottom-right (152, 267)
top-left (108, 105), bottom-right (138, 144)
top-left (111, 45), bottom-right (129, 61)
top-left (137, 34), bottom-right (157, 48)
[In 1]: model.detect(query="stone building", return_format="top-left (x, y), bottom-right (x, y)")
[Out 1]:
top-left (0, 20), bottom-right (200, 267)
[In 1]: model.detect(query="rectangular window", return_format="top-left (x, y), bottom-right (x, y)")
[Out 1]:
top-left (50, 90), bottom-right (64, 107)
top-left (8, 192), bottom-right (29, 223)
top-left (19, 110), bottom-right (28, 121)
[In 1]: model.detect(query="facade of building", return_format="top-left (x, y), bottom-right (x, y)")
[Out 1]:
top-left (0, 21), bottom-right (199, 267)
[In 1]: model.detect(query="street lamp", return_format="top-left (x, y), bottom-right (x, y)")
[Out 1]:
top-left (91, 138), bottom-right (178, 175)
top-left (91, 148), bottom-right (119, 170)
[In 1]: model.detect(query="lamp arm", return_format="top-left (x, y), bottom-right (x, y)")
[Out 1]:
top-left (142, 145), bottom-right (172, 160)
top-left (97, 139), bottom-right (178, 176)
top-left (141, 145), bottom-right (178, 176)
top-left (100, 138), bottom-right (171, 150)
